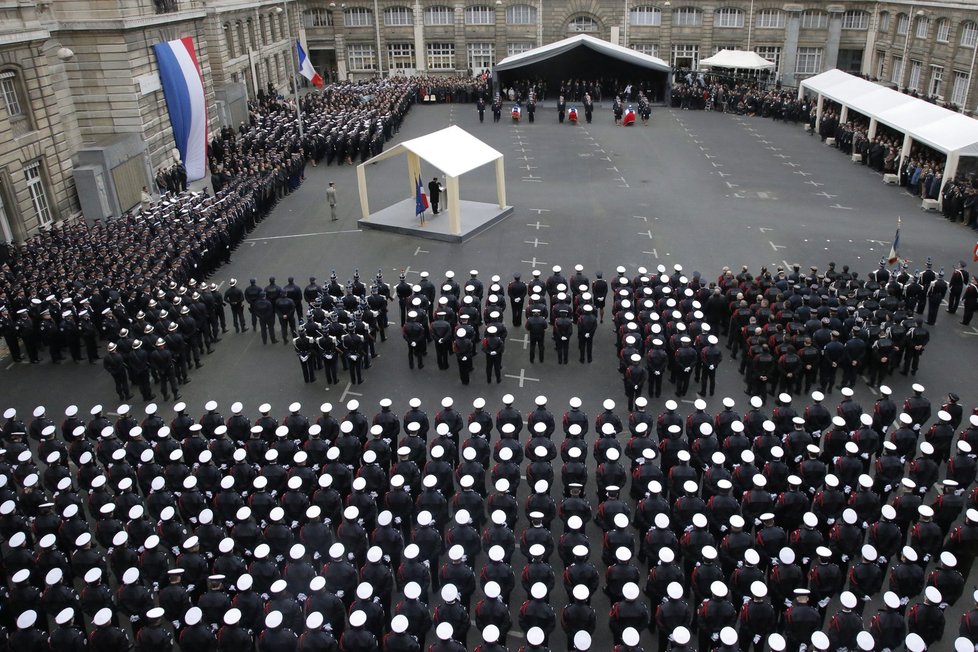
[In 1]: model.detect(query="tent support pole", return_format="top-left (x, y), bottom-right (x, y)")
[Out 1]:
top-left (447, 175), bottom-right (461, 235)
top-left (356, 163), bottom-right (369, 220)
top-left (495, 157), bottom-right (506, 208)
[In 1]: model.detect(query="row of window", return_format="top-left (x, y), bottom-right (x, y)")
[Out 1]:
top-left (879, 51), bottom-right (972, 105)
top-left (631, 7), bottom-right (870, 30)
top-left (880, 12), bottom-right (978, 48)
top-left (222, 13), bottom-right (287, 59)
top-left (348, 41), bottom-right (528, 71)
top-left (328, 4), bottom-right (537, 28)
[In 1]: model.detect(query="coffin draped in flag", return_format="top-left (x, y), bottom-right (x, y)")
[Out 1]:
top-left (568, 106), bottom-right (578, 123)
top-left (297, 40), bottom-right (324, 89)
top-left (153, 37), bottom-right (208, 182)
top-left (623, 106), bottom-right (636, 126)
top-left (511, 104), bottom-right (521, 121)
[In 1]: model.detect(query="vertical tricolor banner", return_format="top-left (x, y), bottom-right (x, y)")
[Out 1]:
top-left (153, 37), bottom-right (208, 182)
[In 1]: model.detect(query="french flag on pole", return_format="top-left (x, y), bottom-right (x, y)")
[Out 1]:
top-left (297, 40), bottom-right (324, 89)
top-left (153, 37), bottom-right (208, 182)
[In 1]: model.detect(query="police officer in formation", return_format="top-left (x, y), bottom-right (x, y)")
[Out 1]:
top-left (4, 382), bottom-right (978, 652)
top-left (271, 269), bottom-right (391, 386)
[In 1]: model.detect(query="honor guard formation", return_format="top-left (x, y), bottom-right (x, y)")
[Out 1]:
top-left (2, 388), bottom-right (978, 652)
top-left (267, 260), bottom-right (976, 418)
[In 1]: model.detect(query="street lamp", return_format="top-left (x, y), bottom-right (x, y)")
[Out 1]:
top-left (274, 3), bottom-right (304, 137)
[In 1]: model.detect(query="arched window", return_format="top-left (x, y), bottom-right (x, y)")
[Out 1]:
top-left (0, 68), bottom-right (31, 136)
top-left (223, 23), bottom-right (235, 58)
top-left (384, 6), bottom-right (413, 26)
top-left (629, 6), bottom-right (661, 26)
top-left (962, 21), bottom-right (978, 47)
top-left (343, 7), bottom-right (373, 27)
top-left (896, 13), bottom-right (909, 35)
top-left (303, 9), bottom-right (332, 27)
top-left (841, 10), bottom-right (869, 30)
top-left (464, 5), bottom-right (494, 25)
top-left (567, 15), bottom-right (599, 33)
top-left (424, 5), bottom-right (453, 25)
top-left (755, 9), bottom-right (784, 29)
top-left (672, 6), bottom-right (702, 27)
top-left (801, 10), bottom-right (828, 29)
top-left (506, 4), bottom-right (536, 25)
top-left (936, 18), bottom-right (951, 42)
top-left (878, 12), bottom-right (890, 32)
top-left (714, 7), bottom-right (744, 28)
top-left (914, 16), bottom-right (929, 38)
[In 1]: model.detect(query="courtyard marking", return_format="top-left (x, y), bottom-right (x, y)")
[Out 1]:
top-left (793, 170), bottom-right (813, 177)
top-left (815, 191), bottom-right (838, 199)
top-left (505, 368), bottom-right (540, 387)
top-left (725, 181), bottom-right (739, 189)
top-left (339, 382), bottom-right (363, 402)
top-left (643, 249), bottom-right (659, 258)
top-left (769, 241), bottom-right (786, 251)
top-left (526, 221), bottom-right (549, 230)
top-left (245, 229), bottom-right (362, 242)
top-left (774, 153), bottom-right (790, 159)
top-left (521, 257), bottom-right (548, 268)
top-left (509, 334), bottom-right (531, 350)
top-left (783, 162), bottom-right (801, 168)
top-left (634, 216), bottom-right (648, 222)
top-left (528, 208), bottom-right (551, 214)
top-left (524, 238), bottom-right (548, 248)
top-left (522, 175), bottom-right (543, 183)
top-left (639, 230), bottom-right (654, 239)
top-left (716, 171), bottom-right (731, 178)
top-left (758, 227), bottom-right (772, 233)
top-left (830, 204), bottom-right (854, 210)
top-left (805, 180), bottom-right (824, 187)
top-left (963, 327), bottom-right (978, 337)
top-left (413, 246), bottom-right (429, 256)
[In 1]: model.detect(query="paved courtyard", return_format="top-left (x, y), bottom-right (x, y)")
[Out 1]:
top-left (3, 100), bottom-right (978, 650)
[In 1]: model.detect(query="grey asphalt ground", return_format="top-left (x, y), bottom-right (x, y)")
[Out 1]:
top-left (3, 100), bottom-right (978, 650)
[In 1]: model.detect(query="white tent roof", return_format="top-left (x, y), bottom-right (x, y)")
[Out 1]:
top-left (699, 49), bottom-right (775, 71)
top-left (362, 125), bottom-right (503, 178)
top-left (801, 69), bottom-right (978, 157)
top-left (494, 34), bottom-right (670, 73)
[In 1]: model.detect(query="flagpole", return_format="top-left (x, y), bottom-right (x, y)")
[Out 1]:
top-left (277, 1), bottom-right (304, 138)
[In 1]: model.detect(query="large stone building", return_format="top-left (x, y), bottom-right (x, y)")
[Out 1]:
top-left (0, 0), bottom-right (299, 242)
top-left (3, 0), bottom-right (978, 242)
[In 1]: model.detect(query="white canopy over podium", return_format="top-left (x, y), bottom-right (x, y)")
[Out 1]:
top-left (356, 125), bottom-right (507, 237)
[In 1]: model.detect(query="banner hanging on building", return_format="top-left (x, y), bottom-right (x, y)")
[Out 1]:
top-left (153, 37), bottom-right (207, 182)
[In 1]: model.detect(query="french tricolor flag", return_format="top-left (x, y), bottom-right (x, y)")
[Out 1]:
top-left (153, 37), bottom-right (207, 182)
top-left (297, 40), bottom-right (324, 89)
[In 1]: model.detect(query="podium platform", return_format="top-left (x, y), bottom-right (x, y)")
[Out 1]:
top-left (357, 198), bottom-right (514, 243)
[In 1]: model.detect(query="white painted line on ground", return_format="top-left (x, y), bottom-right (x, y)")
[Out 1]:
top-left (509, 334), bottom-right (530, 350)
top-left (634, 216), bottom-right (648, 222)
top-left (769, 241), bottom-right (786, 251)
top-left (643, 249), bottom-right (658, 259)
top-left (528, 208), bottom-right (551, 214)
top-left (830, 204), bottom-right (854, 210)
top-left (245, 229), bottom-right (362, 242)
top-left (505, 368), bottom-right (540, 387)
top-left (413, 246), bottom-right (429, 256)
top-left (639, 230), bottom-right (654, 239)
top-left (524, 238), bottom-right (549, 248)
top-left (815, 191), bottom-right (838, 199)
top-left (339, 382), bottom-right (363, 402)
top-left (758, 227), bottom-right (772, 233)
top-left (526, 222), bottom-right (549, 230)
top-left (521, 257), bottom-right (548, 268)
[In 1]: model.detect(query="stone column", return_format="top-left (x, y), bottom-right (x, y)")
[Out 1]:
top-left (414, 2), bottom-right (426, 72)
top-left (825, 4), bottom-right (845, 71)
top-left (454, 2), bottom-right (465, 74)
top-left (781, 4), bottom-right (802, 87)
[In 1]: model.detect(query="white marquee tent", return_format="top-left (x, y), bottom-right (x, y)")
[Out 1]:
top-left (356, 125), bottom-right (506, 235)
top-left (800, 69), bottom-right (978, 197)
top-left (699, 49), bottom-right (776, 71)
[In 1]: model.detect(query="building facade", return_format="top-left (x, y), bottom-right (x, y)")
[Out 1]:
top-left (0, 0), bottom-right (299, 243)
top-left (4, 0), bottom-right (978, 243)
top-left (301, 0), bottom-right (978, 109)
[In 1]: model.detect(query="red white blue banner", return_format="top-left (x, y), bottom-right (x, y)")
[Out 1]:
top-left (153, 37), bottom-right (208, 182)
